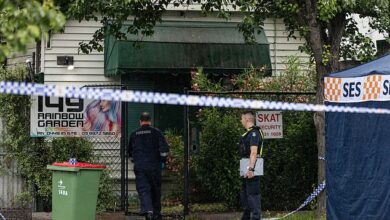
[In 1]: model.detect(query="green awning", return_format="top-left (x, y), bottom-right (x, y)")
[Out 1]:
top-left (104, 22), bottom-right (271, 76)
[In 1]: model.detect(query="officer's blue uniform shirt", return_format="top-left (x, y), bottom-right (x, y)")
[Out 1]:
top-left (239, 126), bottom-right (262, 158)
top-left (128, 125), bottom-right (169, 170)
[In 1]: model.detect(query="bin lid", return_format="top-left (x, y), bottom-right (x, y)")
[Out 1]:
top-left (52, 162), bottom-right (106, 168)
top-left (47, 162), bottom-right (106, 172)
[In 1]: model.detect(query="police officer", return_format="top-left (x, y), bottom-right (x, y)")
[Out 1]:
top-left (128, 112), bottom-right (169, 220)
top-left (239, 111), bottom-right (263, 220)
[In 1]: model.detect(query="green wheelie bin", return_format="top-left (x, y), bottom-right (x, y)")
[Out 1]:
top-left (47, 162), bottom-right (106, 220)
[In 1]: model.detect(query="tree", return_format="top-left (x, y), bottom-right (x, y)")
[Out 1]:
top-left (65, 0), bottom-right (390, 215)
top-left (0, 0), bottom-right (65, 61)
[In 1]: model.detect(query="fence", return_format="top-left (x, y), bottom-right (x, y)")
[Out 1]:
top-left (0, 86), bottom-right (319, 219)
top-left (185, 91), bottom-right (318, 213)
top-left (124, 90), bottom-right (318, 219)
top-left (0, 150), bottom-right (32, 220)
top-left (81, 84), bottom-right (127, 211)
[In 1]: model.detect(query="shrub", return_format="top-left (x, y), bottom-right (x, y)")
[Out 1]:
top-left (189, 56), bottom-right (318, 210)
top-left (165, 130), bottom-right (201, 202)
top-left (164, 130), bottom-right (185, 200)
top-left (261, 111), bottom-right (317, 210)
top-left (194, 108), bottom-right (242, 207)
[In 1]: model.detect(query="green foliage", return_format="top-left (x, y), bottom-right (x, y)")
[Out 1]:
top-left (12, 191), bottom-right (34, 208)
top-left (164, 130), bottom-right (202, 202)
top-left (191, 69), bottom-right (223, 92)
top-left (0, 0), bottom-right (65, 61)
top-left (271, 1), bottom-right (389, 68)
top-left (33, 138), bottom-right (94, 198)
top-left (96, 170), bottom-right (117, 212)
top-left (233, 67), bottom-right (268, 91)
top-left (340, 17), bottom-right (377, 62)
top-left (317, 0), bottom-right (340, 22)
top-left (0, 67), bottom-right (116, 211)
top-left (261, 111), bottom-right (317, 210)
top-left (50, 137), bottom-right (94, 162)
top-left (164, 130), bottom-right (185, 199)
top-left (189, 203), bottom-right (228, 213)
top-left (63, 0), bottom-right (271, 52)
top-left (62, 0), bottom-right (389, 70)
top-left (195, 108), bottom-right (242, 207)
top-left (267, 57), bottom-right (316, 93)
top-left (233, 56), bottom-right (316, 95)
top-left (165, 130), bottom-right (185, 174)
top-left (235, 57), bottom-right (317, 210)
top-left (164, 110), bottom-right (243, 208)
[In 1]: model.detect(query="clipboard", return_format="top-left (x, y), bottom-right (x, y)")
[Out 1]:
top-left (240, 158), bottom-right (263, 176)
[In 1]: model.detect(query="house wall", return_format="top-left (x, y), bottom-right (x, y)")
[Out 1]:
top-left (41, 11), bottom-right (309, 86)
top-left (41, 20), bottom-right (116, 86)
top-left (36, 11), bottom-right (310, 195)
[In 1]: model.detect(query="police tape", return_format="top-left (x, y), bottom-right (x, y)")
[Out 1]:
top-left (265, 181), bottom-right (326, 219)
top-left (0, 82), bottom-right (331, 218)
top-left (1, 81), bottom-right (390, 114)
top-left (280, 181), bottom-right (326, 219)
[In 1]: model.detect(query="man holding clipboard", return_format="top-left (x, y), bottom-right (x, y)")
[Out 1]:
top-left (238, 111), bottom-right (264, 220)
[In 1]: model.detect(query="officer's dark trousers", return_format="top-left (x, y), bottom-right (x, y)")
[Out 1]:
top-left (134, 168), bottom-right (162, 217)
top-left (240, 176), bottom-right (261, 220)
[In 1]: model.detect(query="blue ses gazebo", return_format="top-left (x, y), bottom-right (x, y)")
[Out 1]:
top-left (325, 54), bottom-right (390, 219)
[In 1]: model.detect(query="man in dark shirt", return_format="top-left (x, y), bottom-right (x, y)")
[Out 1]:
top-left (239, 111), bottom-right (263, 220)
top-left (128, 112), bottom-right (169, 220)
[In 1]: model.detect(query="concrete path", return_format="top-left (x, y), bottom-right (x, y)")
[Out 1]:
top-left (32, 212), bottom-right (280, 220)
top-left (33, 212), bottom-right (239, 220)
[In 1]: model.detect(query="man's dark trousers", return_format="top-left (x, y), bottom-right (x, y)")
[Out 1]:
top-left (240, 176), bottom-right (261, 220)
top-left (135, 168), bottom-right (162, 218)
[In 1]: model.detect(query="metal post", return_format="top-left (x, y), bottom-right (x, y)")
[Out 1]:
top-left (36, 40), bottom-right (41, 74)
top-left (124, 100), bottom-right (129, 214)
top-left (183, 88), bottom-right (189, 216)
top-left (32, 52), bottom-right (36, 75)
top-left (120, 86), bottom-right (127, 212)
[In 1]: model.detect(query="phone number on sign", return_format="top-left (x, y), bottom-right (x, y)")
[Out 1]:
top-left (264, 131), bottom-right (282, 137)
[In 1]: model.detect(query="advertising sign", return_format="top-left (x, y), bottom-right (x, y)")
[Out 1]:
top-left (255, 111), bottom-right (283, 139)
top-left (30, 96), bottom-right (121, 137)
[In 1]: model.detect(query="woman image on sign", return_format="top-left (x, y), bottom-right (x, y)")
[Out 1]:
top-left (83, 100), bottom-right (121, 136)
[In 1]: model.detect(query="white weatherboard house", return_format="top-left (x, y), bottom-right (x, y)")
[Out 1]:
top-left (41, 10), bottom-right (309, 131)
top-left (2, 9), bottom-right (310, 207)
top-left (39, 10), bottom-right (309, 194)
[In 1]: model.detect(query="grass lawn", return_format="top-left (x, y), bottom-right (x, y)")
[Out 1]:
top-left (129, 202), bottom-right (326, 219)
top-left (271, 211), bottom-right (326, 220)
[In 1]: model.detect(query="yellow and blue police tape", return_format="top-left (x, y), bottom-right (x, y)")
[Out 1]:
top-left (264, 181), bottom-right (326, 219)
top-left (2, 81), bottom-right (390, 115)
top-left (0, 212), bottom-right (5, 220)
top-left (281, 181), bottom-right (326, 219)
top-left (1, 81), bottom-right (334, 218)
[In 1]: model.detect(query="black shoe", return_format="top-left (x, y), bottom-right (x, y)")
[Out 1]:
top-left (153, 214), bottom-right (162, 220)
top-left (145, 211), bottom-right (154, 220)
